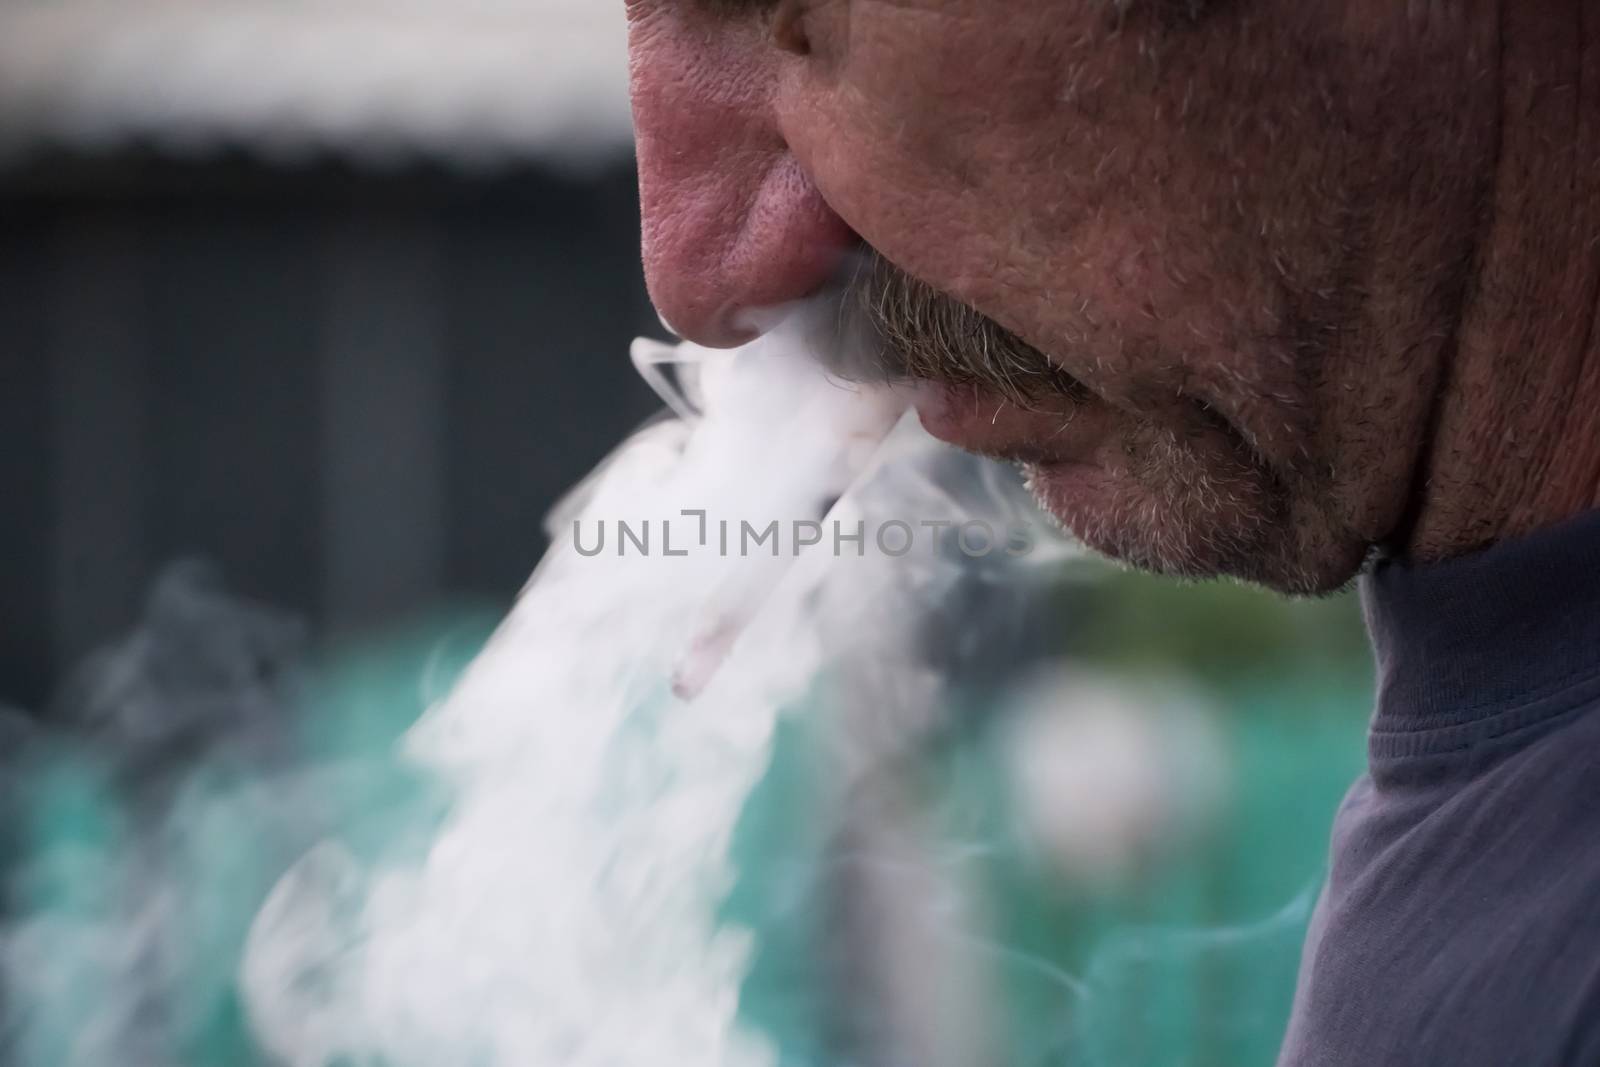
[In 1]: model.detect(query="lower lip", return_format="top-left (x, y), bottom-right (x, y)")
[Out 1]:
top-left (908, 382), bottom-right (1110, 469)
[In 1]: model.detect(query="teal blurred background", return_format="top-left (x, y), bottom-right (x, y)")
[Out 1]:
top-left (725, 569), bottom-right (1372, 1067)
top-left (3, 561), bottom-right (1371, 1065)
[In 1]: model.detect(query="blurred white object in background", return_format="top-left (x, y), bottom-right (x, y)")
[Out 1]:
top-left (1002, 670), bottom-right (1229, 889)
top-left (0, 0), bottom-right (634, 169)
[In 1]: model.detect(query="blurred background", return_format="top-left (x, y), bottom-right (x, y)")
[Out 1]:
top-left (0, 0), bottom-right (658, 709)
top-left (0, 3), bottom-right (1377, 1065)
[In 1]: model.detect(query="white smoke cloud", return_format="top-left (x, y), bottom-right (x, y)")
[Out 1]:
top-left (1, 318), bottom-right (1269, 1067)
top-left (237, 321), bottom-right (1077, 1066)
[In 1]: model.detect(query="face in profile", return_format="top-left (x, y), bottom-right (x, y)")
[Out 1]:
top-left (625, 0), bottom-right (1498, 594)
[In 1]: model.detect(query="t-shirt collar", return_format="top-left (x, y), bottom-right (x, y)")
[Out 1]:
top-left (1362, 508), bottom-right (1600, 741)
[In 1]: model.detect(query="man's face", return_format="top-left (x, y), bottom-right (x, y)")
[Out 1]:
top-left (625, 0), bottom-right (1496, 593)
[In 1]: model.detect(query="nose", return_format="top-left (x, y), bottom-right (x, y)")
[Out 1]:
top-left (628, 15), bottom-right (857, 348)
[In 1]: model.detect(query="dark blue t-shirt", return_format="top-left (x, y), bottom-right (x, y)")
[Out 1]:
top-left (1278, 510), bottom-right (1600, 1066)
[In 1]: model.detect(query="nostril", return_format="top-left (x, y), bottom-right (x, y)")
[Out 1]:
top-left (643, 157), bottom-right (859, 349)
top-left (629, 16), bottom-right (853, 350)
top-left (724, 169), bottom-right (859, 333)
top-left (721, 226), bottom-right (860, 343)
top-left (771, 0), bottom-right (811, 56)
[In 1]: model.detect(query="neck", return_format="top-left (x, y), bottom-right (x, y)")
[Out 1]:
top-left (1405, 1), bottom-right (1600, 562)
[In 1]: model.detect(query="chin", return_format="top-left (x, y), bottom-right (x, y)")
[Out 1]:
top-left (1023, 459), bottom-right (1362, 597)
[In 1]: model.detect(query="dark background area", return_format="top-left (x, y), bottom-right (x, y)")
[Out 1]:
top-left (0, 150), bottom-right (666, 709)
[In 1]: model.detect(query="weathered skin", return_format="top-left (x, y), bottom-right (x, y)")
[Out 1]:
top-left (626, 0), bottom-right (1600, 594)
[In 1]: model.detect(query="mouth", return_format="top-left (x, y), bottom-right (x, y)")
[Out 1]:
top-left (909, 379), bottom-right (1115, 474)
top-left (838, 248), bottom-right (1112, 473)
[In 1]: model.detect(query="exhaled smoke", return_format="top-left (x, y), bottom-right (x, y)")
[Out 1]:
top-left (0, 563), bottom-right (321, 1067)
top-left (236, 314), bottom-right (1089, 1067)
top-left (2, 306), bottom-right (1286, 1067)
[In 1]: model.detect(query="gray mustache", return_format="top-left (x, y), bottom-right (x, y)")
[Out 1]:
top-left (836, 250), bottom-right (1091, 410)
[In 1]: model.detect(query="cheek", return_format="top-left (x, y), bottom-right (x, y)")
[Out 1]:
top-left (776, 10), bottom-right (1217, 335)
top-left (776, 11), bottom-right (1333, 448)
top-left (779, 5), bottom-right (1077, 255)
